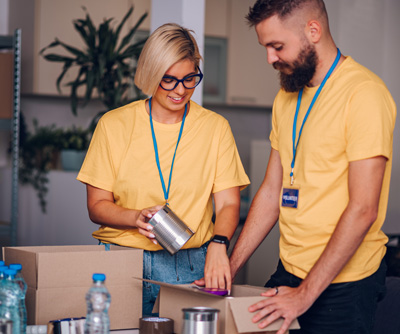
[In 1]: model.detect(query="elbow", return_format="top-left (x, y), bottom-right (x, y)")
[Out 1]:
top-left (353, 203), bottom-right (379, 227)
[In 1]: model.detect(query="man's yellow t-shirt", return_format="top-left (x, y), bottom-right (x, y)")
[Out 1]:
top-left (270, 56), bottom-right (396, 283)
top-left (77, 100), bottom-right (250, 250)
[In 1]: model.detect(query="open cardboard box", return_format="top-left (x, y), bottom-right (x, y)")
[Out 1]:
top-left (3, 245), bottom-right (143, 330)
top-left (145, 279), bottom-right (300, 334)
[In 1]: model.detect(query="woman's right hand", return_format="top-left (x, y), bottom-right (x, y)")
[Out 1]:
top-left (135, 205), bottom-right (163, 244)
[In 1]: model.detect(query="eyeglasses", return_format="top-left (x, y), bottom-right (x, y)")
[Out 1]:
top-left (159, 66), bottom-right (203, 91)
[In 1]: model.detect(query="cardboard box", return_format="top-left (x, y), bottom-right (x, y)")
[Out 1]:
top-left (148, 279), bottom-right (300, 334)
top-left (3, 245), bottom-right (143, 330)
top-left (0, 52), bottom-right (13, 119)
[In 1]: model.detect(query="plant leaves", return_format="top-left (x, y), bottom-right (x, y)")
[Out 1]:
top-left (117, 12), bottom-right (148, 53)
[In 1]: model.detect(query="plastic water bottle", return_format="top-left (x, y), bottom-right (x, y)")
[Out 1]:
top-left (84, 273), bottom-right (111, 334)
top-left (0, 269), bottom-right (21, 334)
top-left (9, 264), bottom-right (27, 334)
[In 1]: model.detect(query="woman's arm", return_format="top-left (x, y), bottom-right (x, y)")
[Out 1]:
top-left (86, 184), bottom-right (162, 242)
top-left (201, 186), bottom-right (241, 291)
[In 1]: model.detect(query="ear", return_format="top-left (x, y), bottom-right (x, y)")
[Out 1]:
top-left (305, 20), bottom-right (322, 43)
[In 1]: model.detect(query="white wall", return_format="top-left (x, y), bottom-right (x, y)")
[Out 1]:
top-left (0, 0), bottom-right (8, 34)
top-left (325, 0), bottom-right (400, 234)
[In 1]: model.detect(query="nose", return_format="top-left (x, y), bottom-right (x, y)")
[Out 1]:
top-left (174, 81), bottom-right (186, 94)
top-left (266, 49), bottom-right (279, 65)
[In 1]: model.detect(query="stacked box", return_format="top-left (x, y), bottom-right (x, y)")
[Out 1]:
top-left (3, 245), bottom-right (143, 330)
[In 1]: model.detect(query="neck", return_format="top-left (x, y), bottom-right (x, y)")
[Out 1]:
top-left (308, 45), bottom-right (343, 87)
top-left (146, 100), bottom-right (187, 124)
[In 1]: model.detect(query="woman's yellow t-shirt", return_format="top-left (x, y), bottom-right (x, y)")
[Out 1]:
top-left (77, 100), bottom-right (249, 250)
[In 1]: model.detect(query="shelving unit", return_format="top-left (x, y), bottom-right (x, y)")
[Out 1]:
top-left (0, 29), bottom-right (21, 246)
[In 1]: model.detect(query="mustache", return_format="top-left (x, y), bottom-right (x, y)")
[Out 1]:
top-left (273, 61), bottom-right (292, 71)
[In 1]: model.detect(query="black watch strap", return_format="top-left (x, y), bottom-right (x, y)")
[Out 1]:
top-left (210, 235), bottom-right (230, 251)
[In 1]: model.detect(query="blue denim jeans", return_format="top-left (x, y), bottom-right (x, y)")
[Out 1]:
top-left (265, 260), bottom-right (387, 334)
top-left (142, 243), bottom-right (208, 316)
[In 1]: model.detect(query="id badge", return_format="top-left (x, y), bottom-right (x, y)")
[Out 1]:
top-left (281, 185), bottom-right (300, 209)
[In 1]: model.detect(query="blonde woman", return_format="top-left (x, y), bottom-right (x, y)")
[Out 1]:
top-left (77, 23), bottom-right (249, 315)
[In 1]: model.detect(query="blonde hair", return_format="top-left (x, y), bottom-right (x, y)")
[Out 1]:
top-left (135, 23), bottom-right (202, 96)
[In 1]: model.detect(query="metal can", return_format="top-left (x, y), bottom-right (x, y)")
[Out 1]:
top-left (182, 307), bottom-right (220, 334)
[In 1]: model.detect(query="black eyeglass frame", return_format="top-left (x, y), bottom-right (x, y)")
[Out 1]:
top-left (159, 66), bottom-right (203, 91)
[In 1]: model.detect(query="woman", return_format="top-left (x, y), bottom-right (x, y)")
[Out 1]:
top-left (77, 23), bottom-right (249, 316)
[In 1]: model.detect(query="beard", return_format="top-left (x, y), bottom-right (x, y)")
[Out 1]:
top-left (273, 44), bottom-right (318, 92)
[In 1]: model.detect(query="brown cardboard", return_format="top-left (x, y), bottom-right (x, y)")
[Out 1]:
top-left (144, 279), bottom-right (300, 334)
top-left (0, 52), bottom-right (13, 119)
top-left (3, 245), bottom-right (143, 330)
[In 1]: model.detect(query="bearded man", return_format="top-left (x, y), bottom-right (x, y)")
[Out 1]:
top-left (229, 1), bottom-right (397, 333)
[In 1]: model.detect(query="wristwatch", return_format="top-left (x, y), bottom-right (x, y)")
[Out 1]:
top-left (210, 235), bottom-right (230, 251)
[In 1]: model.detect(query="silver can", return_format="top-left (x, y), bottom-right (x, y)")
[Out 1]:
top-left (182, 307), bottom-right (220, 334)
top-left (148, 205), bottom-right (194, 255)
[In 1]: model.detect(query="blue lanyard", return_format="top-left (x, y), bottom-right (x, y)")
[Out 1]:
top-left (290, 48), bottom-right (341, 185)
top-left (149, 97), bottom-right (187, 205)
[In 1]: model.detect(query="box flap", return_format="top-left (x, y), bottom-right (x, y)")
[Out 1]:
top-left (3, 247), bottom-right (38, 288)
top-left (228, 297), bottom-right (300, 333)
top-left (138, 278), bottom-right (225, 298)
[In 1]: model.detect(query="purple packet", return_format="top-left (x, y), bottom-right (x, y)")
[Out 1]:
top-left (199, 287), bottom-right (229, 296)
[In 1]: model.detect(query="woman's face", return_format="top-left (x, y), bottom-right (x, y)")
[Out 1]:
top-left (152, 59), bottom-right (198, 117)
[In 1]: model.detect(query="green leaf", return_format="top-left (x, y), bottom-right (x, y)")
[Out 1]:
top-left (42, 54), bottom-right (77, 63)
top-left (115, 6), bottom-right (133, 38)
top-left (117, 12), bottom-right (148, 53)
top-left (56, 61), bottom-right (73, 93)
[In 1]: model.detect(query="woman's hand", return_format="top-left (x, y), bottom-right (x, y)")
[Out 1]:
top-left (203, 241), bottom-right (232, 291)
top-left (135, 205), bottom-right (163, 244)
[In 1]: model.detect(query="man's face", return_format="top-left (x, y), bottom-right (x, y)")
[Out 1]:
top-left (275, 42), bottom-right (318, 92)
top-left (255, 15), bottom-right (318, 92)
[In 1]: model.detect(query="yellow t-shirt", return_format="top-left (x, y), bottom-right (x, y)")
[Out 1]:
top-left (77, 99), bottom-right (250, 250)
top-left (270, 56), bottom-right (396, 283)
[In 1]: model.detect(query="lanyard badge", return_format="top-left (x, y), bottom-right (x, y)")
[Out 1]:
top-left (282, 48), bottom-right (341, 208)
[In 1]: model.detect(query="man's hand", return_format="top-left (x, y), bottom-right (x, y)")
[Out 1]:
top-left (249, 286), bottom-right (314, 334)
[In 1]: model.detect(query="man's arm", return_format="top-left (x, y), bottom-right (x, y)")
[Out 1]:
top-left (230, 148), bottom-right (283, 280)
top-left (249, 156), bottom-right (387, 334)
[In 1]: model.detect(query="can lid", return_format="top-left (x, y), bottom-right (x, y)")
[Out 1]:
top-left (182, 307), bottom-right (220, 322)
top-left (92, 273), bottom-right (106, 281)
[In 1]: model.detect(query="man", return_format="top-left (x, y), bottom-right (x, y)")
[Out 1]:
top-left (229, 1), bottom-right (397, 333)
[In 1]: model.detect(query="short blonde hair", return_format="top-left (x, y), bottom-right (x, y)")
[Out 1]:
top-left (135, 23), bottom-right (202, 96)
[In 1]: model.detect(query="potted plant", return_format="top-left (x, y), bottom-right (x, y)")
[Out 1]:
top-left (18, 116), bottom-right (65, 213)
top-left (39, 5), bottom-right (148, 130)
top-left (60, 126), bottom-right (91, 171)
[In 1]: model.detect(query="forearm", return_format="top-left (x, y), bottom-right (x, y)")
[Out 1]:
top-left (213, 202), bottom-right (240, 240)
top-left (230, 148), bottom-right (283, 280)
top-left (88, 199), bottom-right (140, 229)
top-left (298, 203), bottom-right (378, 303)
top-left (229, 187), bottom-right (280, 280)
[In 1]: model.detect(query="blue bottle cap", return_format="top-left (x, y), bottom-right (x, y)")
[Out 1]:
top-left (4, 269), bottom-right (17, 278)
top-left (0, 261), bottom-right (4, 266)
top-left (9, 263), bottom-right (22, 271)
top-left (0, 265), bottom-right (8, 272)
top-left (92, 273), bottom-right (106, 281)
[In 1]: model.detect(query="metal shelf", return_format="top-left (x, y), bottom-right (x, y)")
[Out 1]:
top-left (0, 29), bottom-right (21, 246)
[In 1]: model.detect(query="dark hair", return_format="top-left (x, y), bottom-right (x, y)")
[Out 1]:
top-left (246, 0), bottom-right (327, 26)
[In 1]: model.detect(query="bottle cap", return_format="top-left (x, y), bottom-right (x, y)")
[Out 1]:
top-left (92, 273), bottom-right (106, 281)
top-left (4, 269), bottom-right (17, 278)
top-left (9, 263), bottom-right (22, 271)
